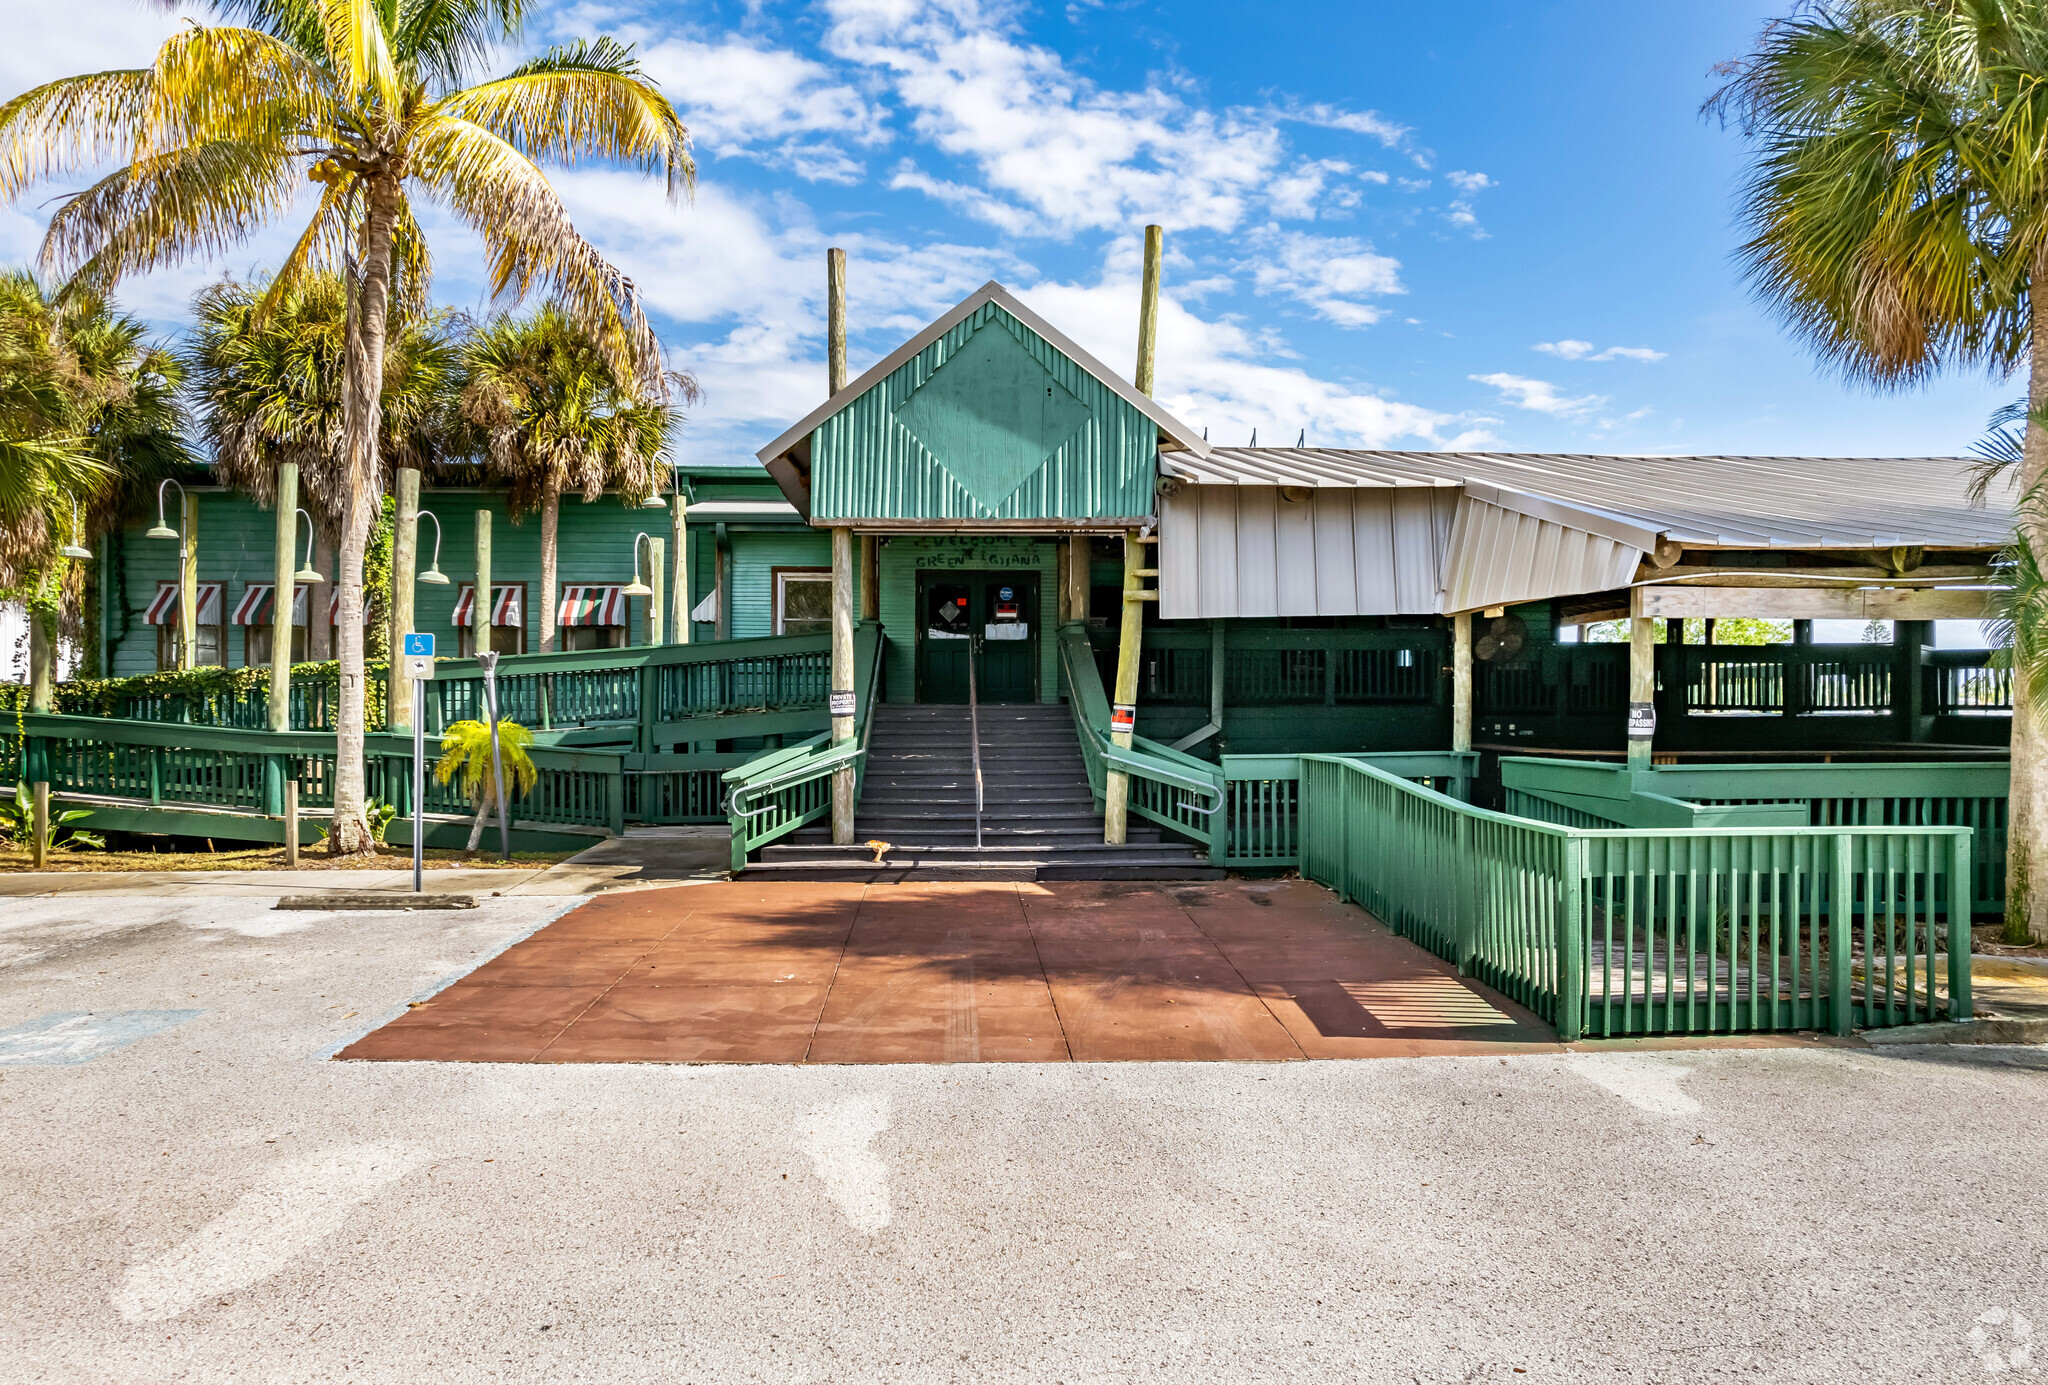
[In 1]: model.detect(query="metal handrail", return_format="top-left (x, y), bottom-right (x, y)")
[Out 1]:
top-left (968, 633), bottom-right (984, 849)
top-left (725, 741), bottom-right (867, 821)
top-left (1054, 625), bottom-right (1223, 817)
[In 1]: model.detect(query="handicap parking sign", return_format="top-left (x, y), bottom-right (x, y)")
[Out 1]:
top-left (403, 632), bottom-right (434, 658)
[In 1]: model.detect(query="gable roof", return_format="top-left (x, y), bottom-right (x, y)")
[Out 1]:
top-left (755, 280), bottom-right (1210, 470)
top-left (1162, 447), bottom-right (2013, 550)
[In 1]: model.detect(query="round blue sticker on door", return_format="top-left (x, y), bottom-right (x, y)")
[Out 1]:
top-left (998, 586), bottom-right (1014, 601)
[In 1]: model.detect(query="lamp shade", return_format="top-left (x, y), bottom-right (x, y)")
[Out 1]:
top-left (417, 564), bottom-right (450, 586)
top-left (620, 577), bottom-right (653, 597)
top-left (145, 523), bottom-right (179, 541)
top-left (59, 543), bottom-right (92, 560)
top-left (294, 564), bottom-right (326, 584)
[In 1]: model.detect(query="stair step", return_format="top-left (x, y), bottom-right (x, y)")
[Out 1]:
top-left (767, 841), bottom-right (1194, 858)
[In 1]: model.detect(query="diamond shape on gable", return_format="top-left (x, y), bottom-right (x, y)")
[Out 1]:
top-left (891, 318), bottom-right (1094, 511)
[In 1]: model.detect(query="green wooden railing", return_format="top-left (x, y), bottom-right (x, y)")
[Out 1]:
top-left (722, 624), bottom-right (886, 869)
top-left (1299, 754), bottom-right (1974, 1040)
top-left (1501, 757), bottom-right (2010, 913)
top-left (426, 631), bottom-right (835, 745)
top-left (6, 711), bottom-right (625, 844)
top-left (1058, 624), bottom-right (1226, 853)
top-left (1213, 750), bottom-right (1476, 869)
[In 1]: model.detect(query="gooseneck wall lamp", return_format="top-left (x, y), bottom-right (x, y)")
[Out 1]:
top-left (621, 532), bottom-right (656, 597)
top-left (416, 509), bottom-right (450, 585)
top-left (59, 497), bottom-right (92, 561)
top-left (291, 509), bottom-right (325, 585)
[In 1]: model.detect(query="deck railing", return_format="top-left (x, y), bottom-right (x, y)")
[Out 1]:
top-left (1500, 757), bottom-right (2010, 913)
top-left (1059, 625), bottom-right (1226, 853)
top-left (721, 624), bottom-right (886, 868)
top-left (7, 711), bottom-right (625, 843)
top-left (1299, 754), bottom-right (1974, 1040)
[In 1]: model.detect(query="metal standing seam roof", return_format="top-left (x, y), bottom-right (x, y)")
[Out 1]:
top-left (1161, 448), bottom-right (2015, 549)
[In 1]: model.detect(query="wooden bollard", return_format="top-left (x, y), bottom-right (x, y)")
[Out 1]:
top-left (284, 779), bottom-right (300, 868)
top-left (31, 782), bottom-right (49, 870)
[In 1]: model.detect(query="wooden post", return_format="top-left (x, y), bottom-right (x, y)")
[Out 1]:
top-left (1451, 610), bottom-right (1472, 753)
top-left (1135, 225), bottom-right (1162, 395)
top-left (284, 778), bottom-right (300, 868)
top-left (309, 528), bottom-right (334, 662)
top-left (31, 781), bottom-right (48, 870)
top-left (1628, 584), bottom-right (1656, 773)
top-left (1104, 529), bottom-right (1144, 845)
top-left (714, 525), bottom-right (730, 641)
top-left (647, 536), bottom-right (666, 648)
top-left (386, 465), bottom-right (417, 728)
top-left (1067, 535), bottom-right (1090, 625)
top-left (1055, 540), bottom-right (1070, 624)
top-left (473, 508), bottom-right (492, 659)
top-left (859, 534), bottom-right (879, 622)
top-left (670, 492), bottom-right (691, 644)
top-left (270, 463), bottom-right (300, 732)
top-left (830, 525), bottom-right (856, 844)
top-left (28, 603), bottom-right (53, 714)
top-left (827, 247), bottom-right (849, 395)
top-left (179, 489), bottom-right (199, 671)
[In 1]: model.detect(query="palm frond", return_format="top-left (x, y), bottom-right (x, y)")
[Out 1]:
top-left (0, 68), bottom-right (154, 199)
top-left (435, 38), bottom-right (692, 198)
top-left (42, 137), bottom-right (305, 290)
top-left (320, 0), bottom-right (402, 106)
top-left (392, 0), bottom-right (527, 90)
top-left (408, 113), bottom-right (665, 391)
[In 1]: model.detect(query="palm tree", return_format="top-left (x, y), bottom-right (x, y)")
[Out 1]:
top-left (1713, 0), bottom-right (2048, 941)
top-left (188, 271), bottom-right (462, 647)
top-left (432, 716), bottom-right (536, 855)
top-left (0, 2), bottom-right (691, 854)
top-left (460, 303), bottom-right (692, 651)
top-left (1, 270), bottom-right (189, 692)
top-left (0, 269), bottom-right (188, 587)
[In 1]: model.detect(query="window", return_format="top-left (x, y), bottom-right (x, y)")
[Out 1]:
top-left (147, 581), bottom-right (224, 670)
top-left (562, 625), bottom-right (625, 652)
top-left (775, 569), bottom-right (832, 636)
top-left (245, 624), bottom-right (309, 667)
top-left (455, 582), bottom-right (527, 656)
top-left (556, 584), bottom-right (628, 651)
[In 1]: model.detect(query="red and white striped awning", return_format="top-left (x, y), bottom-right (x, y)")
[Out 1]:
top-left (557, 585), bottom-right (627, 627)
top-left (144, 581), bottom-right (223, 626)
top-left (230, 583), bottom-right (311, 626)
top-left (452, 583), bottom-right (522, 627)
top-left (326, 588), bottom-right (374, 625)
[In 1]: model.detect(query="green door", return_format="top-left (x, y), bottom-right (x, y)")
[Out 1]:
top-left (917, 571), bottom-right (1039, 704)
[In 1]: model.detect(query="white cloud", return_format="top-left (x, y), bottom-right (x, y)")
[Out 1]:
top-left (1534, 340), bottom-right (1668, 363)
top-left (1022, 251), bottom-right (1469, 450)
top-left (0, 0), bottom-right (184, 103)
top-left (1274, 101), bottom-right (1411, 149)
top-left (637, 37), bottom-right (889, 184)
top-left (1470, 372), bottom-right (1606, 419)
top-left (1445, 170), bottom-right (1493, 194)
top-left (824, 0), bottom-right (1336, 234)
top-left (1245, 228), bottom-right (1403, 328)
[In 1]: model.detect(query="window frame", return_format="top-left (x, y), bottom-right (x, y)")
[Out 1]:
top-left (772, 566), bottom-right (834, 637)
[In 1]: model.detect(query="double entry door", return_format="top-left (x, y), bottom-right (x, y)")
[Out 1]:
top-left (917, 570), bottom-right (1039, 704)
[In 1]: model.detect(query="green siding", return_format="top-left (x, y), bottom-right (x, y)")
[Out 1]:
top-left (810, 303), bottom-right (1157, 523)
top-left (110, 489), bottom-right (721, 674)
top-left (877, 535), bottom-right (1059, 702)
top-left (725, 531), bottom-right (834, 639)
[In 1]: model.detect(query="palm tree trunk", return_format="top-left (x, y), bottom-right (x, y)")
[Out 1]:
top-left (539, 477), bottom-right (560, 654)
top-left (467, 788), bottom-right (490, 853)
top-left (328, 175), bottom-right (402, 858)
top-left (2011, 240), bottom-right (2048, 942)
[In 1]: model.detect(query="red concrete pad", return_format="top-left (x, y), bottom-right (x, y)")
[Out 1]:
top-left (537, 982), bottom-right (831, 1063)
top-left (808, 971), bottom-right (1067, 1063)
top-left (1050, 979), bottom-right (1303, 1062)
top-left (626, 939), bottom-right (846, 988)
top-left (462, 941), bottom-right (657, 989)
top-left (335, 984), bottom-right (609, 1063)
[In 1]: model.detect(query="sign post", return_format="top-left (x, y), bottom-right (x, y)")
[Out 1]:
top-left (401, 633), bottom-right (437, 892)
top-left (478, 651), bottom-right (509, 860)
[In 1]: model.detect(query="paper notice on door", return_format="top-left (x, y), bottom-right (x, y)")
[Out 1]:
top-left (984, 623), bottom-right (1029, 640)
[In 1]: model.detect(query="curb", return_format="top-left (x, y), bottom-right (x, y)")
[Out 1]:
top-left (1861, 1016), bottom-right (2048, 1047)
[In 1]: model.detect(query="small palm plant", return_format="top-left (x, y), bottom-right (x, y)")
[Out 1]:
top-left (1, 785), bottom-right (105, 852)
top-left (432, 720), bottom-right (537, 855)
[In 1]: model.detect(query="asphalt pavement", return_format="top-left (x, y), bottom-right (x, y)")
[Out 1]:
top-left (2, 890), bottom-right (2044, 1384)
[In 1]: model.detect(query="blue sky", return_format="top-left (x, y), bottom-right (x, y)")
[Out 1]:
top-left (0, 0), bottom-right (2019, 467)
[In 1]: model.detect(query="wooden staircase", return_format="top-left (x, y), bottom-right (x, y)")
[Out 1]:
top-left (742, 704), bottom-right (1223, 881)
